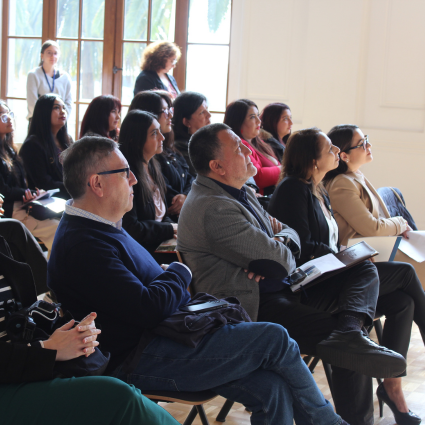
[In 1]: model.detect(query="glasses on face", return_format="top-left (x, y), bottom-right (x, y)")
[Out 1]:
top-left (0, 111), bottom-right (14, 123)
top-left (97, 167), bottom-right (130, 178)
top-left (344, 135), bottom-right (369, 153)
top-left (160, 107), bottom-right (174, 118)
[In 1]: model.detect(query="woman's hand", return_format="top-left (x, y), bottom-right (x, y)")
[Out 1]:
top-left (168, 194), bottom-right (187, 216)
top-left (22, 188), bottom-right (37, 203)
top-left (43, 312), bottom-right (101, 361)
top-left (402, 224), bottom-right (413, 239)
top-left (0, 194), bottom-right (4, 217)
top-left (171, 223), bottom-right (178, 239)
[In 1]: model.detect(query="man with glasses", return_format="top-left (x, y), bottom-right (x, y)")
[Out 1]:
top-left (47, 136), bottom-right (350, 425)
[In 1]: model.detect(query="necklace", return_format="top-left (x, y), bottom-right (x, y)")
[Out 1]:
top-left (41, 66), bottom-right (55, 93)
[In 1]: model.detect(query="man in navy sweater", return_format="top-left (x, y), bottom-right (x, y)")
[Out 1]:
top-left (48, 136), bottom-right (347, 425)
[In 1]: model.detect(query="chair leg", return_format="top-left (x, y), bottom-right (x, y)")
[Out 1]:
top-left (183, 406), bottom-right (199, 425)
top-left (196, 405), bottom-right (210, 425)
top-left (322, 361), bottom-right (334, 399)
top-left (308, 356), bottom-right (321, 373)
top-left (303, 355), bottom-right (313, 366)
top-left (216, 399), bottom-right (234, 422)
top-left (374, 319), bottom-right (383, 345)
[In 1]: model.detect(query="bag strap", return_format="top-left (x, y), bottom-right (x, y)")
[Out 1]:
top-left (390, 187), bottom-right (405, 208)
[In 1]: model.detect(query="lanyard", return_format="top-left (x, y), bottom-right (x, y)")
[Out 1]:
top-left (41, 66), bottom-right (55, 93)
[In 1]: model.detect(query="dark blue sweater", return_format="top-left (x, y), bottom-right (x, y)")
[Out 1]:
top-left (48, 213), bottom-right (191, 371)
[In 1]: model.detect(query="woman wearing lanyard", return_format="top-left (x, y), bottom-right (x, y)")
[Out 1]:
top-left (26, 40), bottom-right (72, 123)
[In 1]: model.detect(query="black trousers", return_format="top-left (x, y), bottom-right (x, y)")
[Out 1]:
top-left (258, 261), bottom-right (379, 425)
top-left (0, 218), bottom-right (48, 294)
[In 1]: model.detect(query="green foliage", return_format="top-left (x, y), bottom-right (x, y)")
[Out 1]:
top-left (124, 0), bottom-right (149, 40)
top-left (207, 0), bottom-right (230, 33)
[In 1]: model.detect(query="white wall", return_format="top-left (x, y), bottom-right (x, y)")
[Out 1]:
top-left (228, 0), bottom-right (425, 229)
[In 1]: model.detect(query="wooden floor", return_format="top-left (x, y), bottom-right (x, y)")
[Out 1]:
top-left (159, 323), bottom-right (425, 424)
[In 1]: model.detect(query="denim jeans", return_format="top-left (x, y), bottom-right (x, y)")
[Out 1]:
top-left (114, 322), bottom-right (342, 425)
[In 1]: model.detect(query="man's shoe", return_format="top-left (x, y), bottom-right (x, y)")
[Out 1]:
top-left (316, 330), bottom-right (406, 378)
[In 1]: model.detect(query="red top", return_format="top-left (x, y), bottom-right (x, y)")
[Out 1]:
top-left (242, 139), bottom-right (280, 194)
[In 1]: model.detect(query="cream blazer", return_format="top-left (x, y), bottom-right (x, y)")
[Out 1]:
top-left (326, 172), bottom-right (407, 246)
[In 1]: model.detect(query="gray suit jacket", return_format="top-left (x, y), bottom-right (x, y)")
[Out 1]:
top-left (177, 175), bottom-right (300, 320)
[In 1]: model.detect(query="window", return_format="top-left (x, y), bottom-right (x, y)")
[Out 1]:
top-left (1, 0), bottom-right (232, 141)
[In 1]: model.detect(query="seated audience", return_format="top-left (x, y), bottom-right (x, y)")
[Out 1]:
top-left (177, 123), bottom-right (406, 425)
top-left (224, 99), bottom-right (280, 195)
top-left (133, 41), bottom-right (181, 98)
top-left (26, 40), bottom-right (72, 122)
top-left (20, 94), bottom-right (72, 200)
top-left (79, 95), bottom-right (121, 141)
top-left (259, 102), bottom-right (293, 163)
top-left (48, 136), bottom-right (352, 425)
top-left (130, 91), bottom-right (193, 220)
top-left (268, 127), bottom-right (424, 425)
top-left (119, 110), bottom-right (177, 254)
top-left (324, 125), bottom-right (410, 245)
top-left (172, 91), bottom-right (211, 176)
top-left (0, 310), bottom-right (177, 425)
top-left (0, 100), bottom-right (59, 256)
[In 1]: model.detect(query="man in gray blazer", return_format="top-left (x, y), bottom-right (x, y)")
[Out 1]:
top-left (177, 123), bottom-right (405, 425)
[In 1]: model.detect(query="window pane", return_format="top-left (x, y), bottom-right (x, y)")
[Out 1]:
top-left (9, 0), bottom-right (42, 36)
top-left (57, 0), bottom-right (80, 38)
top-left (150, 0), bottom-right (176, 41)
top-left (82, 0), bottom-right (105, 39)
top-left (121, 106), bottom-right (129, 123)
top-left (210, 113), bottom-right (224, 124)
top-left (8, 38), bottom-right (41, 98)
top-left (7, 99), bottom-right (28, 146)
top-left (77, 104), bottom-right (89, 138)
top-left (186, 45), bottom-right (229, 112)
top-left (124, 0), bottom-right (149, 41)
top-left (188, 0), bottom-right (231, 44)
top-left (122, 42), bottom-right (146, 105)
top-left (79, 41), bottom-right (103, 101)
top-left (57, 40), bottom-right (78, 109)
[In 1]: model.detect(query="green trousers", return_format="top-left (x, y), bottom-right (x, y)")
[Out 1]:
top-left (0, 376), bottom-right (179, 425)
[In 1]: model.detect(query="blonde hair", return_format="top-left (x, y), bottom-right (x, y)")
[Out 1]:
top-left (141, 41), bottom-right (181, 72)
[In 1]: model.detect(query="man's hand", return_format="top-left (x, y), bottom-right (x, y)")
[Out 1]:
top-left (269, 216), bottom-right (283, 234)
top-left (171, 223), bottom-right (178, 239)
top-left (43, 312), bottom-right (101, 361)
top-left (168, 194), bottom-right (187, 216)
top-left (244, 269), bottom-right (265, 283)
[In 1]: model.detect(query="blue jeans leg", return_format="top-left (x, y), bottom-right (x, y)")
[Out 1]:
top-left (115, 322), bottom-right (342, 425)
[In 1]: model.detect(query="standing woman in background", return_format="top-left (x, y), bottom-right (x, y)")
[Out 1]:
top-left (129, 91), bottom-right (193, 220)
top-left (26, 40), bottom-right (72, 122)
top-left (172, 92), bottom-right (211, 176)
top-left (260, 102), bottom-right (293, 163)
top-left (133, 41), bottom-right (181, 98)
top-left (20, 94), bottom-right (72, 200)
top-left (79, 95), bottom-right (121, 141)
top-left (224, 99), bottom-right (281, 195)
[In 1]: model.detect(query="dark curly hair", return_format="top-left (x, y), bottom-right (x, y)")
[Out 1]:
top-left (141, 41), bottom-right (181, 72)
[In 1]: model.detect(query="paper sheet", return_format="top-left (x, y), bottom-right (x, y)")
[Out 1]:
top-left (399, 231), bottom-right (425, 263)
top-left (299, 253), bottom-right (346, 274)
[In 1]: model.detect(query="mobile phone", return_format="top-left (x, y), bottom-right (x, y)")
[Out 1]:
top-left (180, 300), bottom-right (229, 313)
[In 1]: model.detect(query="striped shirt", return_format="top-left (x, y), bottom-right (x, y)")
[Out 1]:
top-left (65, 200), bottom-right (122, 229)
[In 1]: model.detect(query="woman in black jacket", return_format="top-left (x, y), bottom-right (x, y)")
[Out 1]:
top-left (19, 93), bottom-right (72, 200)
top-left (268, 127), bottom-right (423, 425)
top-left (0, 99), bottom-right (60, 256)
top-left (120, 110), bottom-right (177, 255)
top-left (129, 90), bottom-right (193, 220)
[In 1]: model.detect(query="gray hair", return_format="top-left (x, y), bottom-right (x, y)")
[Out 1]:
top-left (60, 136), bottom-right (117, 199)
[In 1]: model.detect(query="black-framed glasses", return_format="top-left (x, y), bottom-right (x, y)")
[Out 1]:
top-left (344, 135), bottom-right (369, 153)
top-left (97, 167), bottom-right (130, 178)
top-left (0, 111), bottom-right (14, 123)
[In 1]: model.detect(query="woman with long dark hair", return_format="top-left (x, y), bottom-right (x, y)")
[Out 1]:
top-left (172, 92), bottom-right (211, 176)
top-left (224, 99), bottom-right (281, 195)
top-left (119, 110), bottom-right (177, 254)
top-left (268, 127), bottom-right (423, 425)
top-left (0, 99), bottom-right (60, 256)
top-left (260, 102), bottom-right (293, 163)
top-left (20, 94), bottom-right (72, 200)
top-left (80, 95), bottom-right (121, 141)
top-left (129, 91), bottom-right (193, 220)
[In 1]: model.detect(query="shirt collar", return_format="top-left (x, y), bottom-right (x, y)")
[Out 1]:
top-left (65, 199), bottom-right (122, 229)
top-left (208, 178), bottom-right (247, 202)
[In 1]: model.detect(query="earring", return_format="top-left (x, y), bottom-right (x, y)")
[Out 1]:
top-left (346, 159), bottom-right (349, 163)
top-left (315, 165), bottom-right (317, 170)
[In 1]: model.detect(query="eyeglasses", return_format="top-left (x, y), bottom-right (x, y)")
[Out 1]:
top-left (343, 135), bottom-right (369, 153)
top-left (160, 107), bottom-right (174, 117)
top-left (0, 111), bottom-right (14, 123)
top-left (97, 167), bottom-right (130, 178)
